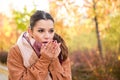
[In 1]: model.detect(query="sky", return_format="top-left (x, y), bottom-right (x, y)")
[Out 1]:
top-left (0, 0), bottom-right (85, 17)
top-left (0, 0), bottom-right (49, 17)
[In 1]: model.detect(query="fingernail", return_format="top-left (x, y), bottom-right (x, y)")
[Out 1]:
top-left (58, 43), bottom-right (61, 46)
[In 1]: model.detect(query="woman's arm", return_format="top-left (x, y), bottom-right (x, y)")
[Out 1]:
top-left (7, 45), bottom-right (51, 80)
top-left (49, 58), bottom-right (72, 80)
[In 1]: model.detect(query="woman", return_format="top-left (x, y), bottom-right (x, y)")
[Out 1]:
top-left (7, 10), bottom-right (71, 80)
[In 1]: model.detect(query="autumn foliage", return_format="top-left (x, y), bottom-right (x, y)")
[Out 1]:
top-left (0, 0), bottom-right (120, 80)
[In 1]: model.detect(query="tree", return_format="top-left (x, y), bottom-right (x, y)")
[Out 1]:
top-left (0, 14), bottom-right (16, 51)
top-left (83, 0), bottom-right (120, 56)
top-left (103, 13), bottom-right (120, 54)
top-left (12, 6), bottom-right (36, 32)
top-left (49, 0), bottom-right (83, 51)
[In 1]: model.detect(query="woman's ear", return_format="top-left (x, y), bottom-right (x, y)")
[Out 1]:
top-left (28, 28), bottom-right (33, 38)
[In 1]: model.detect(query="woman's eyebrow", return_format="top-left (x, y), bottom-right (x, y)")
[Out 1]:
top-left (50, 28), bottom-right (54, 29)
top-left (37, 27), bottom-right (54, 30)
top-left (37, 28), bottom-right (44, 29)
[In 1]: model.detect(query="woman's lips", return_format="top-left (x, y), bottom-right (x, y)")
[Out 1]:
top-left (42, 42), bottom-right (48, 45)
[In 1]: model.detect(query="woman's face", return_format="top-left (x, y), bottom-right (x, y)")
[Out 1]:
top-left (29, 20), bottom-right (54, 44)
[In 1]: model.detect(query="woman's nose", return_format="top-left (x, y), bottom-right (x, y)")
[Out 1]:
top-left (44, 32), bottom-right (50, 39)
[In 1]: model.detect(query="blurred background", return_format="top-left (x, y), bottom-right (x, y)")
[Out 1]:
top-left (0, 0), bottom-right (120, 80)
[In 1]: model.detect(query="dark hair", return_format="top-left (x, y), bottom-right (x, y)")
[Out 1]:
top-left (53, 33), bottom-right (68, 62)
top-left (30, 10), bottom-right (54, 30)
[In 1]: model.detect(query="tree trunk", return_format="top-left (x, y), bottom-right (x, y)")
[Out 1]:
top-left (94, 16), bottom-right (103, 58)
top-left (93, 0), bottom-right (103, 58)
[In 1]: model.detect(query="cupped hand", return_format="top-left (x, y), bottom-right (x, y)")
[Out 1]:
top-left (40, 41), bottom-right (61, 58)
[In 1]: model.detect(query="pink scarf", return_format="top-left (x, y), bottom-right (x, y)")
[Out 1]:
top-left (16, 32), bottom-right (52, 80)
top-left (23, 32), bottom-right (41, 58)
top-left (17, 32), bottom-right (40, 67)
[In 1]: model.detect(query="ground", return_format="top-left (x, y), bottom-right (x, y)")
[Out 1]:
top-left (0, 64), bottom-right (8, 80)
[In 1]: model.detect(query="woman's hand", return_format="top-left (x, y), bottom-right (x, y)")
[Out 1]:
top-left (53, 40), bottom-right (61, 58)
top-left (40, 41), bottom-right (61, 58)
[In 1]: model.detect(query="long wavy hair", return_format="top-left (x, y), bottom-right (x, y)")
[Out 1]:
top-left (53, 33), bottom-right (68, 63)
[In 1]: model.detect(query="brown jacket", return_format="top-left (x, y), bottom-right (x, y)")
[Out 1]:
top-left (7, 45), bottom-right (71, 80)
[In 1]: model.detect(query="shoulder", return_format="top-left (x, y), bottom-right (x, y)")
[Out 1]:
top-left (7, 44), bottom-right (24, 68)
top-left (9, 44), bottom-right (20, 53)
top-left (10, 44), bottom-right (18, 49)
top-left (8, 44), bottom-right (21, 58)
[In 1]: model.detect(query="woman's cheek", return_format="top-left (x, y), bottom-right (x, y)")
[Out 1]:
top-left (34, 35), bottom-right (41, 42)
top-left (52, 33), bottom-right (54, 39)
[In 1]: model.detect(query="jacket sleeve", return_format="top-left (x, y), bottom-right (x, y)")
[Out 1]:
top-left (7, 45), bottom-right (51, 80)
top-left (49, 57), bottom-right (72, 80)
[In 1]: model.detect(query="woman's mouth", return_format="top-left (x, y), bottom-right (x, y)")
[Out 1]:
top-left (42, 42), bottom-right (48, 45)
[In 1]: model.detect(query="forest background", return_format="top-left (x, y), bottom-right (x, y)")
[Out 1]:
top-left (0, 0), bottom-right (120, 80)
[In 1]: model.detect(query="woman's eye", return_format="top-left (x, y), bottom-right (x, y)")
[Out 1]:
top-left (38, 29), bottom-right (44, 32)
top-left (49, 29), bottom-right (54, 33)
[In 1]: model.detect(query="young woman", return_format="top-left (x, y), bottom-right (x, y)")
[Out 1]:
top-left (7, 10), bottom-right (71, 80)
